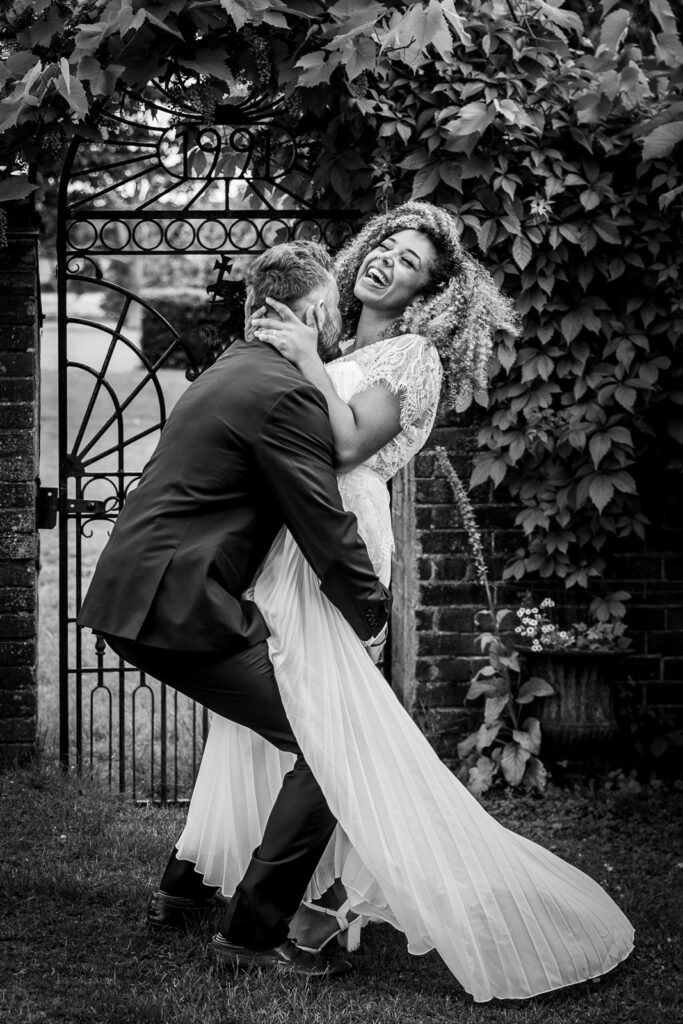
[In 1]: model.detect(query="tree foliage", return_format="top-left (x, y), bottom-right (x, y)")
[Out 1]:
top-left (1, 0), bottom-right (681, 587)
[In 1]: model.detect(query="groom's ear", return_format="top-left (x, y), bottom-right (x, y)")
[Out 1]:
top-left (243, 291), bottom-right (255, 341)
top-left (303, 304), bottom-right (316, 327)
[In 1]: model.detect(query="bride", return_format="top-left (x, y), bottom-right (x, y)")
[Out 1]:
top-left (168, 201), bottom-right (634, 1002)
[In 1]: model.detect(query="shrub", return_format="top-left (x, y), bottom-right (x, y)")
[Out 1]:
top-left (136, 287), bottom-right (241, 371)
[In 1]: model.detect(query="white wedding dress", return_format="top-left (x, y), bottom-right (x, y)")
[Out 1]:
top-left (176, 334), bottom-right (634, 1002)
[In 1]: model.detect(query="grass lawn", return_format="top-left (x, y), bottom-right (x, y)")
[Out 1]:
top-left (1, 764), bottom-right (681, 1024)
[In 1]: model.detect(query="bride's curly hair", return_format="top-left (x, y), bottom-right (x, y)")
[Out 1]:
top-left (334, 201), bottom-right (520, 408)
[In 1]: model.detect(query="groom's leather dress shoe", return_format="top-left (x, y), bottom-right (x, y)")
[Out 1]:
top-left (211, 934), bottom-right (352, 978)
top-left (147, 889), bottom-right (224, 929)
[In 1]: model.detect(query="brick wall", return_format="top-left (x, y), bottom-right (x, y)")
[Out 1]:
top-left (391, 410), bottom-right (683, 768)
top-left (0, 215), bottom-right (40, 764)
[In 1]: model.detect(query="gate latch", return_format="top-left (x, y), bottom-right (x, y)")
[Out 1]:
top-left (36, 488), bottom-right (107, 529)
top-left (64, 498), bottom-right (107, 516)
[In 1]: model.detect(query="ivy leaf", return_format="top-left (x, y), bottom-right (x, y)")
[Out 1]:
top-left (4, 52), bottom-right (37, 78)
top-left (501, 742), bottom-right (531, 786)
top-left (580, 189), bottom-right (600, 210)
top-left (470, 454), bottom-right (508, 488)
top-left (614, 385), bottom-right (637, 409)
top-left (589, 432), bottom-right (611, 468)
top-left (55, 74), bottom-right (89, 118)
top-left (536, 0), bottom-right (583, 35)
top-left (382, 0), bottom-right (453, 62)
top-left (561, 309), bottom-right (588, 342)
top-left (517, 677), bottom-right (555, 703)
top-left (144, 10), bottom-right (185, 40)
top-left (411, 164), bottom-right (441, 199)
top-left (438, 162), bottom-right (461, 189)
top-left (642, 121), bottom-right (683, 160)
top-left (599, 9), bottom-right (631, 53)
top-left (441, 0), bottom-right (472, 44)
top-left (593, 220), bottom-right (621, 244)
top-left (346, 35), bottom-right (377, 79)
top-left (588, 473), bottom-right (615, 512)
top-left (0, 176), bottom-right (40, 203)
top-left (295, 51), bottom-right (338, 87)
top-left (30, 4), bottom-right (63, 47)
top-left (449, 101), bottom-right (495, 138)
top-left (179, 55), bottom-right (238, 84)
top-left (219, 0), bottom-right (281, 30)
top-left (512, 235), bottom-right (533, 270)
top-left (399, 151), bottom-right (429, 171)
top-left (478, 220), bottom-right (498, 252)
top-left (660, 184), bottom-right (683, 210)
top-left (78, 58), bottom-right (124, 97)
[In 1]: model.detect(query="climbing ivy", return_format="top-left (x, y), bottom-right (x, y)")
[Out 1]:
top-left (1, 0), bottom-right (681, 588)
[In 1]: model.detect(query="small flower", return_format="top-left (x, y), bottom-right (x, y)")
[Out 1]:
top-left (529, 197), bottom-right (553, 218)
top-left (531, 607), bottom-right (538, 614)
top-left (516, 608), bottom-right (525, 618)
top-left (531, 640), bottom-right (542, 651)
top-left (515, 625), bottom-right (523, 634)
top-left (541, 597), bottom-right (555, 608)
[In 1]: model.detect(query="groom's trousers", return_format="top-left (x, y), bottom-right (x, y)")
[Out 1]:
top-left (103, 634), bottom-right (336, 950)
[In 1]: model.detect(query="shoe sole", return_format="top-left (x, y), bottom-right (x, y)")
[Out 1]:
top-left (211, 945), bottom-right (351, 978)
top-left (147, 894), bottom-right (225, 930)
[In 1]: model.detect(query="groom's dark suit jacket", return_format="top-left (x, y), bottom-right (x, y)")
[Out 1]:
top-left (77, 339), bottom-right (390, 651)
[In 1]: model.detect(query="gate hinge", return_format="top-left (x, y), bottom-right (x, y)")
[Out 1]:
top-left (37, 487), bottom-right (107, 529)
top-left (36, 486), bottom-right (59, 529)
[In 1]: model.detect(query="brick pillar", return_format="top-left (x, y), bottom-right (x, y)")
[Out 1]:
top-left (0, 210), bottom-right (40, 763)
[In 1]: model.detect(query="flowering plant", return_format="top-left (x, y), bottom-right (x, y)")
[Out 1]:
top-left (514, 595), bottom-right (632, 655)
top-left (436, 450), bottom-right (554, 796)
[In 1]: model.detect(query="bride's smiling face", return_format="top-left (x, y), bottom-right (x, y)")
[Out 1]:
top-left (353, 229), bottom-right (438, 316)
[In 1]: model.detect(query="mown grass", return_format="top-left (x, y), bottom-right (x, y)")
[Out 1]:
top-left (2, 763), bottom-right (681, 1024)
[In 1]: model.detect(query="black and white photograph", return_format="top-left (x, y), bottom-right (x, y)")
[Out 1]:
top-left (0, 1), bottom-right (681, 1021)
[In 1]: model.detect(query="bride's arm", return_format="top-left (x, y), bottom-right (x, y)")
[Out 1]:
top-left (252, 298), bottom-right (401, 472)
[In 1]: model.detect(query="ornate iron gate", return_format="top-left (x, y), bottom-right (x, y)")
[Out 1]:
top-left (46, 77), bottom-right (356, 802)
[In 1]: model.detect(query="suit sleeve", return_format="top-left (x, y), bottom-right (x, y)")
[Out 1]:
top-left (253, 384), bottom-right (391, 642)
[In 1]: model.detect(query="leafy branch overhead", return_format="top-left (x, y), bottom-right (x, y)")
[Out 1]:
top-left (1, 0), bottom-right (681, 588)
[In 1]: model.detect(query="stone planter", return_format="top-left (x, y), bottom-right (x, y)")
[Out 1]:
top-left (516, 648), bottom-right (625, 767)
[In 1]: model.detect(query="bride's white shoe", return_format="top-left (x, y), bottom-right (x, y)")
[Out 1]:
top-left (289, 898), bottom-right (363, 954)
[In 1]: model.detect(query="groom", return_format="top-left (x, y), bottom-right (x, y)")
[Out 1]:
top-left (77, 241), bottom-right (391, 977)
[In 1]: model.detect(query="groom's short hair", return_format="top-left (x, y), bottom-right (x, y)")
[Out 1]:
top-left (247, 241), bottom-right (335, 309)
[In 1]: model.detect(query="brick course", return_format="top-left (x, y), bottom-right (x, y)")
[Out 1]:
top-left (0, 218), bottom-right (39, 764)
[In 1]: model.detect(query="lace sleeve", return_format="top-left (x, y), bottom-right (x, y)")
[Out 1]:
top-left (354, 334), bottom-right (443, 432)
